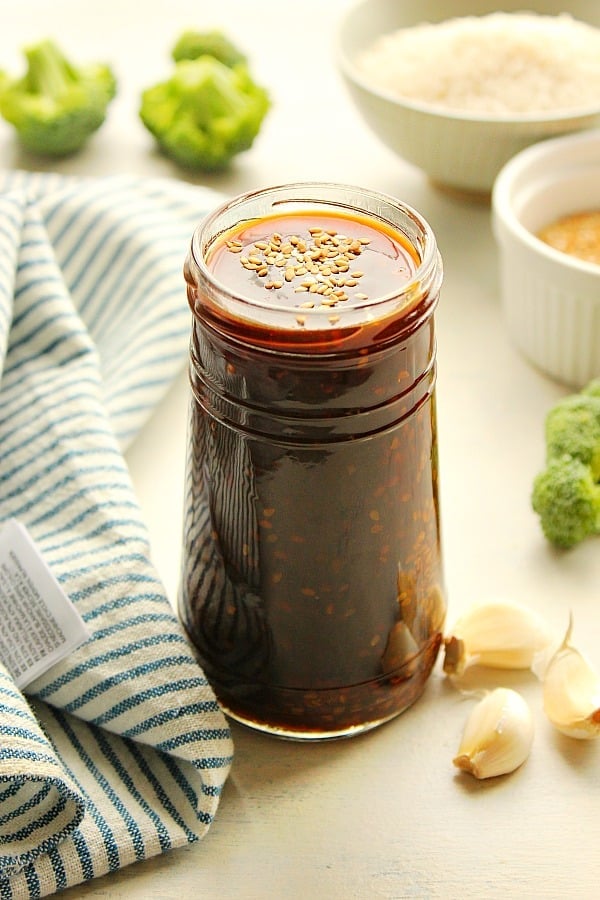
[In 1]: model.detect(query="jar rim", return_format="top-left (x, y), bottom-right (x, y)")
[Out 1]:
top-left (189, 181), bottom-right (442, 326)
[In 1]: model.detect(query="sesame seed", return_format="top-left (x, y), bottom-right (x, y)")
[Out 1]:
top-left (225, 223), bottom-right (376, 316)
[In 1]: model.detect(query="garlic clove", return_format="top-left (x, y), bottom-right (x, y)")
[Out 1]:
top-left (453, 687), bottom-right (534, 779)
top-left (542, 616), bottom-right (600, 739)
top-left (443, 600), bottom-right (554, 677)
top-left (381, 621), bottom-right (420, 678)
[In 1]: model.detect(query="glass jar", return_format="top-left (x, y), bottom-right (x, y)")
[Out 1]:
top-left (179, 183), bottom-right (445, 740)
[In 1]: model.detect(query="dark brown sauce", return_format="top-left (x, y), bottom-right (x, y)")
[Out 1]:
top-left (180, 209), bottom-right (445, 736)
top-left (191, 211), bottom-right (425, 354)
top-left (208, 210), bottom-right (418, 305)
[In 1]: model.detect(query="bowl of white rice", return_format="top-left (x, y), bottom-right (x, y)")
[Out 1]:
top-left (492, 129), bottom-right (600, 388)
top-left (336, 0), bottom-right (600, 195)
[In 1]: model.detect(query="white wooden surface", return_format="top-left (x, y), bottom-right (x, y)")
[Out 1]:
top-left (3, 2), bottom-right (600, 897)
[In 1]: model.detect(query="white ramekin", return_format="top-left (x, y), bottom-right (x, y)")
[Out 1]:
top-left (491, 130), bottom-right (600, 388)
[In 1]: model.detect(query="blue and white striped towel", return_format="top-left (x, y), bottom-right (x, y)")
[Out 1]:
top-left (0, 170), bottom-right (234, 899)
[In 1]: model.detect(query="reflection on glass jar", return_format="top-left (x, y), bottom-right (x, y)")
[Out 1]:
top-left (179, 182), bottom-right (445, 740)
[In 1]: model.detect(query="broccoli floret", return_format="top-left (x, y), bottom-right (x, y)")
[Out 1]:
top-left (545, 393), bottom-right (600, 480)
top-left (139, 56), bottom-right (270, 172)
top-left (172, 30), bottom-right (247, 68)
top-left (531, 379), bottom-right (600, 548)
top-left (532, 455), bottom-right (600, 548)
top-left (582, 378), bottom-right (600, 399)
top-left (0, 39), bottom-right (116, 157)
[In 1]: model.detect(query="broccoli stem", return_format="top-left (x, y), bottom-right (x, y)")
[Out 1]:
top-left (24, 39), bottom-right (78, 99)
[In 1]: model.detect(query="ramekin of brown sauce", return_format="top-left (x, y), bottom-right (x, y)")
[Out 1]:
top-left (179, 183), bottom-right (445, 740)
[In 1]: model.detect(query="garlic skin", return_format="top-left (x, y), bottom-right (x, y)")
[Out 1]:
top-left (542, 618), bottom-right (600, 739)
top-left (453, 687), bottom-right (534, 779)
top-left (443, 600), bottom-right (554, 677)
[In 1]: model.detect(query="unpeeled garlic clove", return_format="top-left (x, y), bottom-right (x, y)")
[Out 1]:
top-left (453, 687), bottom-right (534, 779)
top-left (542, 616), bottom-right (600, 740)
top-left (443, 600), bottom-right (554, 677)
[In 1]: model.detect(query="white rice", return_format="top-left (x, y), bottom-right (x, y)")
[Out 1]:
top-left (356, 12), bottom-right (600, 115)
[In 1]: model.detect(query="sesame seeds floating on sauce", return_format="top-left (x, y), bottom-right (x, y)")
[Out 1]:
top-left (231, 227), bottom-right (371, 302)
top-left (207, 211), bottom-right (419, 326)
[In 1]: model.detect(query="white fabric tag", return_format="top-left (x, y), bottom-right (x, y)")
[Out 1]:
top-left (0, 519), bottom-right (91, 688)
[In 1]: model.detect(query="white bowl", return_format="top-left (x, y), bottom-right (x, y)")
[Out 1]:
top-left (336, 0), bottom-right (600, 195)
top-left (491, 130), bottom-right (600, 389)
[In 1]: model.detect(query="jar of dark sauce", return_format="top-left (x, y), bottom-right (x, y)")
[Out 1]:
top-left (180, 183), bottom-right (445, 740)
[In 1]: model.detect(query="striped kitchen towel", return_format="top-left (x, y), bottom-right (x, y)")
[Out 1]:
top-left (0, 171), bottom-right (234, 899)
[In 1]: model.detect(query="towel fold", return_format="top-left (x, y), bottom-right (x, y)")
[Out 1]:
top-left (0, 171), bottom-right (234, 899)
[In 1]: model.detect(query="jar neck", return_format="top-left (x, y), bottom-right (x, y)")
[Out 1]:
top-left (189, 311), bottom-right (437, 443)
top-left (186, 182), bottom-right (443, 351)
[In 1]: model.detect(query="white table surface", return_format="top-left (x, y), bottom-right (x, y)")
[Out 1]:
top-left (4, 2), bottom-right (600, 898)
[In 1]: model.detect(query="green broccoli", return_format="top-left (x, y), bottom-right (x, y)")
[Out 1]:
top-left (172, 30), bottom-right (247, 68)
top-left (532, 455), bottom-right (600, 548)
top-left (139, 56), bottom-right (270, 172)
top-left (531, 380), bottom-right (600, 548)
top-left (582, 378), bottom-right (600, 399)
top-left (0, 39), bottom-right (116, 157)
top-left (544, 394), bottom-right (600, 480)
